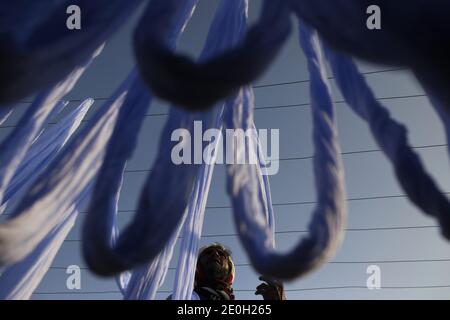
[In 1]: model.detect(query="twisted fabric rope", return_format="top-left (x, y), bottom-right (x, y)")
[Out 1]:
top-left (171, 141), bottom-right (219, 300)
top-left (81, 70), bottom-right (153, 275)
top-left (1, 1), bottom-right (449, 299)
top-left (324, 46), bottom-right (450, 240)
top-left (134, 0), bottom-right (291, 110)
top-left (0, 0), bottom-right (142, 106)
top-left (83, 0), bottom-right (252, 279)
top-left (223, 23), bottom-right (346, 280)
top-left (253, 122), bottom-right (276, 249)
top-left (82, 0), bottom-right (201, 277)
top-left (0, 97), bottom-right (66, 209)
top-left (289, 0), bottom-right (450, 113)
top-left (0, 99), bottom-right (93, 215)
top-left (0, 45), bottom-right (103, 214)
top-left (0, 58), bottom-right (130, 266)
top-left (0, 101), bottom-right (93, 299)
top-left (121, 216), bottom-right (187, 299)
top-left (92, 2), bottom-right (202, 294)
top-left (171, 0), bottom-right (249, 301)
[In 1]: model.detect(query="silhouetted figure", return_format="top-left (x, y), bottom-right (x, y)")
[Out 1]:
top-left (169, 243), bottom-right (286, 300)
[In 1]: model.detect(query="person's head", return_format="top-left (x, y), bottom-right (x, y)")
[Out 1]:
top-left (195, 243), bottom-right (235, 287)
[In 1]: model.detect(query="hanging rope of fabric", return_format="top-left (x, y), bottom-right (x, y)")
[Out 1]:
top-left (83, 0), bottom-right (251, 277)
top-left (0, 99), bottom-right (93, 215)
top-left (0, 97), bottom-right (67, 209)
top-left (112, 1), bottom-right (212, 299)
top-left (0, 1), bottom-right (142, 106)
top-left (324, 46), bottom-right (450, 240)
top-left (0, 44), bottom-right (103, 212)
top-left (0, 0), bottom-right (450, 300)
top-left (0, 100), bottom-right (94, 299)
top-left (223, 22), bottom-right (346, 280)
top-left (0, 210), bottom-right (78, 300)
top-left (82, 0), bottom-right (201, 277)
top-left (171, 0), bottom-right (249, 301)
top-left (0, 57), bottom-right (132, 266)
top-left (252, 122), bottom-right (276, 248)
top-left (134, 0), bottom-right (291, 110)
top-left (289, 0), bottom-right (450, 114)
top-left (120, 215), bottom-right (187, 299)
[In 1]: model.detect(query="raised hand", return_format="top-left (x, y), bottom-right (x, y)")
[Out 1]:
top-left (255, 276), bottom-right (286, 300)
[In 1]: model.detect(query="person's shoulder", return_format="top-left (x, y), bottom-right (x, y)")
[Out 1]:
top-left (165, 292), bottom-right (200, 300)
top-left (194, 287), bottom-right (231, 300)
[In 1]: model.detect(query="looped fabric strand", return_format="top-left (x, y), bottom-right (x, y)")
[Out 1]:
top-left (0, 0), bottom-right (450, 300)
top-left (0, 0), bottom-right (143, 106)
top-left (82, 0), bottom-right (200, 277)
top-left (223, 22), bottom-right (347, 280)
top-left (0, 99), bottom-right (94, 215)
top-left (83, 0), bottom-right (250, 278)
top-left (0, 46), bottom-right (131, 266)
top-left (289, 0), bottom-right (450, 113)
top-left (134, 0), bottom-right (292, 111)
top-left (324, 47), bottom-right (450, 240)
top-left (0, 99), bottom-right (93, 299)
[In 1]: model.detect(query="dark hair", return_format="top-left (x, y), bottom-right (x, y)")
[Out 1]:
top-left (198, 242), bottom-right (232, 258)
top-left (197, 242), bottom-right (235, 286)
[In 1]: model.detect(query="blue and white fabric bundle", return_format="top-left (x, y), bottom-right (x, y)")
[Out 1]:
top-left (0, 0), bottom-right (449, 300)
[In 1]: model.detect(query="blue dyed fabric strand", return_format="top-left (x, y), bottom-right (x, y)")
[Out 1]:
top-left (0, 66), bottom-right (135, 266)
top-left (0, 44), bottom-right (102, 213)
top-left (324, 45), bottom-right (450, 240)
top-left (0, 99), bottom-right (94, 215)
top-left (171, 0), bottom-right (249, 301)
top-left (134, 0), bottom-right (291, 110)
top-left (0, 100), bottom-right (94, 299)
top-left (0, 108), bottom-right (13, 126)
top-left (0, 96), bottom-right (67, 208)
top-left (84, 0), bottom-right (252, 288)
top-left (0, 190), bottom-right (89, 300)
top-left (0, 0), bottom-right (142, 105)
top-left (82, 0), bottom-right (201, 278)
top-left (83, 0), bottom-right (254, 278)
top-left (223, 23), bottom-right (346, 280)
top-left (111, 2), bottom-right (204, 300)
top-left (252, 122), bottom-right (276, 248)
top-left (289, 1), bottom-right (450, 114)
top-left (2, 0), bottom-right (450, 296)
